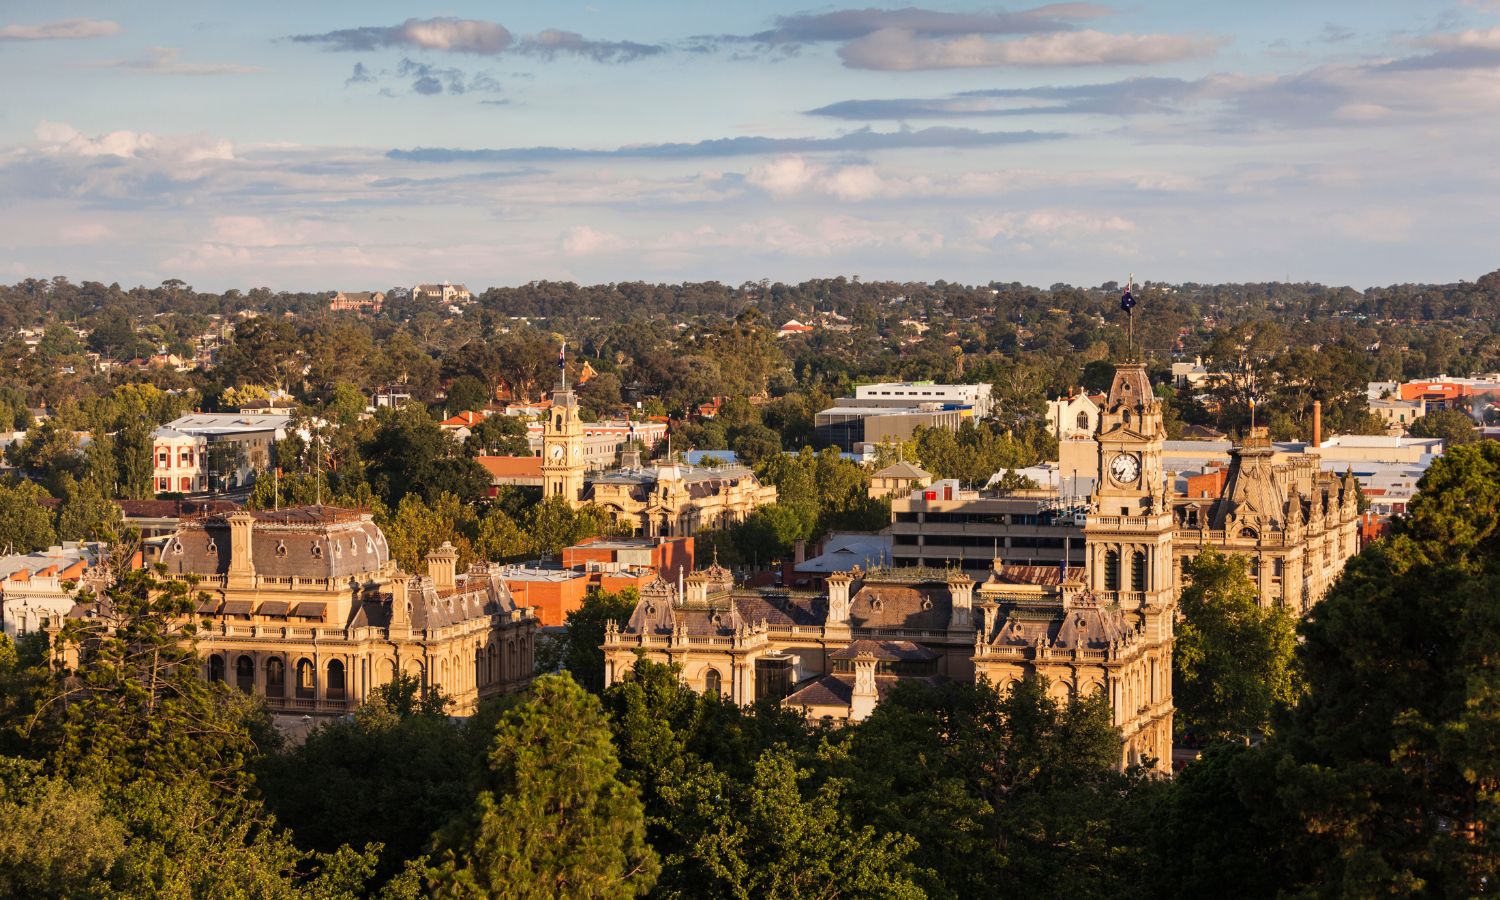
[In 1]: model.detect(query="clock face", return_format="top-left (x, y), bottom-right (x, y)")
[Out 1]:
top-left (1109, 453), bottom-right (1140, 484)
top-left (550, 444), bottom-right (565, 460)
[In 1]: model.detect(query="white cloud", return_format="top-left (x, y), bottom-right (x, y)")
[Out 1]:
top-left (969, 211), bottom-right (1136, 242)
top-left (33, 121), bottom-right (234, 162)
top-left (0, 19), bottom-right (119, 41)
top-left (401, 18), bottom-right (512, 53)
top-left (840, 28), bottom-right (1223, 70)
top-left (561, 225), bottom-right (628, 256)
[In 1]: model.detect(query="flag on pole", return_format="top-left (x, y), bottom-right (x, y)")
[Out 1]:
top-left (557, 343), bottom-right (566, 369)
top-left (1120, 274), bottom-right (1136, 312)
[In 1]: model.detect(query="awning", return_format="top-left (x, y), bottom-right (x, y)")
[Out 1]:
top-left (256, 600), bottom-right (290, 617)
top-left (222, 600), bottom-right (253, 616)
top-left (195, 598), bottom-right (220, 615)
top-left (291, 602), bottom-right (326, 620)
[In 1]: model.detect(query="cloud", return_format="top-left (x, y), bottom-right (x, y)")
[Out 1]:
top-left (561, 225), bottom-right (628, 256)
top-left (0, 19), bottom-right (120, 41)
top-left (807, 77), bottom-right (1199, 119)
top-left (388, 126), bottom-right (1062, 162)
top-left (839, 27), bottom-right (1222, 69)
top-left (33, 121), bottom-right (233, 162)
top-left (344, 59), bottom-right (503, 96)
top-left (517, 30), bottom-right (664, 63)
top-left (730, 5), bottom-right (1114, 47)
top-left (291, 17), bottom-right (662, 62)
top-left (292, 17), bottom-right (514, 54)
top-left (94, 47), bottom-right (261, 76)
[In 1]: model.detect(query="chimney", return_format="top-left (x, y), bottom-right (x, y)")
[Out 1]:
top-left (226, 511), bottom-right (255, 587)
top-left (1312, 400), bottom-right (1322, 448)
top-left (794, 539), bottom-right (807, 565)
top-left (849, 652), bottom-right (878, 722)
top-left (390, 574), bottom-right (410, 633)
top-left (426, 541), bottom-right (458, 592)
top-left (947, 572), bottom-right (974, 631)
top-left (825, 572), bottom-right (852, 627)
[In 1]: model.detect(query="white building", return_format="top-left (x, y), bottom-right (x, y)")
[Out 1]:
top-left (1046, 393), bottom-right (1102, 443)
top-left (155, 410), bottom-right (294, 493)
top-left (0, 543), bottom-right (106, 637)
top-left (854, 381), bottom-right (994, 418)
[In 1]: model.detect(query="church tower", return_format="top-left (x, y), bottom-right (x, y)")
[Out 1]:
top-left (542, 370), bottom-right (586, 508)
top-left (1084, 361), bottom-right (1176, 771)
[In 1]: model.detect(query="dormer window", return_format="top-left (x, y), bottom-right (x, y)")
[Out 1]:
top-left (172, 541), bottom-right (183, 556)
top-left (311, 543), bottom-right (323, 560)
top-left (274, 540), bottom-right (287, 558)
top-left (206, 538), bottom-right (218, 554)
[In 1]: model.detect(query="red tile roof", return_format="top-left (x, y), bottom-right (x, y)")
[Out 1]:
top-left (476, 456), bottom-right (542, 479)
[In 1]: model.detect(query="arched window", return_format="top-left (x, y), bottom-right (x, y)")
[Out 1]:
top-left (295, 659), bottom-right (316, 699)
top-left (704, 668), bottom-right (722, 697)
top-left (208, 654), bottom-right (225, 683)
top-left (266, 657), bottom-right (286, 697)
top-left (1104, 550), bottom-right (1120, 591)
top-left (1131, 551), bottom-right (1146, 592)
top-left (326, 659), bottom-right (346, 700)
top-left (235, 655), bottom-right (254, 693)
top-left (1076, 411), bottom-right (1089, 430)
top-left (475, 648), bottom-right (486, 687)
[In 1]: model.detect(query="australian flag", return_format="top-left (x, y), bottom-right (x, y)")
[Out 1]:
top-left (1120, 275), bottom-right (1137, 313)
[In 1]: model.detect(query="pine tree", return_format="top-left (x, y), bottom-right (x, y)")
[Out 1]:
top-left (428, 674), bottom-right (658, 898)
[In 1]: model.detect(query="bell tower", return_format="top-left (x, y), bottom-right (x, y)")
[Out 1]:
top-left (1084, 360), bottom-right (1176, 771)
top-left (542, 377), bottom-right (585, 508)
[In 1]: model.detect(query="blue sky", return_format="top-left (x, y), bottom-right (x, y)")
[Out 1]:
top-left (2, 1), bottom-right (1498, 292)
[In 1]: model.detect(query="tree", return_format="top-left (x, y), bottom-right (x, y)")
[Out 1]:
top-left (655, 747), bottom-right (923, 900)
top-left (1260, 442), bottom-right (1500, 893)
top-left (114, 418), bottom-right (155, 501)
top-left (841, 677), bottom-right (1160, 898)
top-left (445, 376), bottom-right (490, 415)
top-left (1407, 407), bottom-right (1478, 447)
top-left (0, 479), bottom-right (56, 554)
top-left (40, 563), bottom-right (270, 794)
top-left (475, 508), bottom-right (532, 562)
top-left (465, 414), bottom-right (529, 457)
top-left (53, 475), bottom-right (123, 544)
top-left (1173, 548), bottom-right (1299, 742)
top-left (258, 676), bottom-right (466, 888)
top-left (380, 492), bottom-right (478, 573)
top-left (363, 405), bottom-right (491, 507)
top-left (0, 756), bottom-right (125, 898)
top-left (427, 674), bottom-right (659, 898)
top-left (555, 588), bottom-right (639, 693)
top-left (6, 418), bottom-right (82, 494)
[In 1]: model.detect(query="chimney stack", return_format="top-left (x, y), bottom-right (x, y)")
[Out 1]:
top-left (226, 511), bottom-right (255, 588)
top-left (426, 541), bottom-right (458, 592)
top-left (1312, 400), bottom-right (1323, 447)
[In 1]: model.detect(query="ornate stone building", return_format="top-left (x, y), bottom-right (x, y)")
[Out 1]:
top-left (151, 507), bottom-right (537, 716)
top-left (539, 375), bottom-right (777, 535)
top-left (603, 556), bottom-right (1169, 771)
top-left (1171, 429), bottom-right (1360, 612)
top-left (604, 362), bottom-right (1358, 772)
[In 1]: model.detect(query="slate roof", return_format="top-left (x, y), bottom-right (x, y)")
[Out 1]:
top-left (829, 639), bottom-right (938, 662)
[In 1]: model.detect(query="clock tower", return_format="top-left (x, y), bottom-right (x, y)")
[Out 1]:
top-left (1084, 360), bottom-right (1176, 770)
top-left (542, 377), bottom-right (585, 508)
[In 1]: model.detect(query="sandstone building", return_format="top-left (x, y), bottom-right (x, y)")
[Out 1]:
top-left (148, 507), bottom-right (537, 716)
top-left (541, 378), bottom-right (777, 536)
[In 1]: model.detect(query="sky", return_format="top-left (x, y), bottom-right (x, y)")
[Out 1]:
top-left (2, 1), bottom-right (1499, 292)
